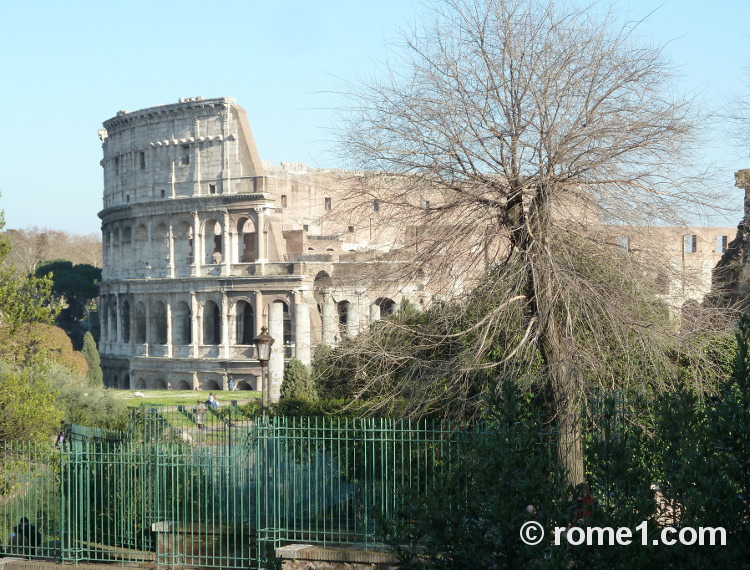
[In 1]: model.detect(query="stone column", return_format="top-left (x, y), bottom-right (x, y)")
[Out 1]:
top-left (255, 209), bottom-right (266, 263)
top-left (146, 218), bottom-right (154, 276)
top-left (165, 298), bottom-right (173, 358)
top-left (192, 211), bottom-right (202, 276)
top-left (346, 296), bottom-right (360, 338)
top-left (370, 303), bottom-right (381, 324)
top-left (221, 291), bottom-right (230, 358)
top-left (321, 294), bottom-right (336, 345)
top-left (294, 291), bottom-right (311, 366)
top-left (253, 290), bottom-right (263, 337)
top-left (222, 210), bottom-right (231, 276)
top-left (100, 296), bottom-right (108, 345)
top-left (168, 221), bottom-right (175, 278)
top-left (115, 293), bottom-right (123, 345)
top-left (190, 293), bottom-right (200, 357)
top-left (267, 301), bottom-right (284, 402)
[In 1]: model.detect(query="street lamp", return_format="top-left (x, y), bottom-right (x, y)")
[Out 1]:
top-left (253, 326), bottom-right (275, 415)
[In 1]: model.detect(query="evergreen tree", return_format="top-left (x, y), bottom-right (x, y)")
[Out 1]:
top-left (280, 358), bottom-right (318, 401)
top-left (82, 331), bottom-right (103, 387)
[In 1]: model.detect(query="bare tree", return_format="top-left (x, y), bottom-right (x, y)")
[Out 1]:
top-left (333, 0), bottom-right (726, 484)
top-left (3, 228), bottom-right (102, 273)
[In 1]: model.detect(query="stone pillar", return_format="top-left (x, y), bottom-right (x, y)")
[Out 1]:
top-left (168, 221), bottom-right (175, 278)
top-left (252, 290), bottom-right (263, 337)
top-left (100, 296), bottom-right (108, 345)
top-left (294, 291), bottom-right (311, 366)
top-left (255, 209), bottom-right (266, 262)
top-left (346, 296), bottom-right (360, 338)
top-left (190, 293), bottom-right (200, 357)
top-left (165, 298), bottom-right (173, 358)
top-left (222, 210), bottom-right (231, 276)
top-left (192, 211), bottom-right (202, 276)
top-left (267, 301), bottom-right (284, 402)
top-left (370, 303), bottom-right (381, 324)
top-left (115, 293), bottom-right (123, 345)
top-left (146, 218), bottom-right (153, 275)
top-left (221, 291), bottom-right (230, 358)
top-left (321, 295), bottom-right (336, 345)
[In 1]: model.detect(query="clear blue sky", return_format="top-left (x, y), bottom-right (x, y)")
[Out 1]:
top-left (1, 0), bottom-right (748, 234)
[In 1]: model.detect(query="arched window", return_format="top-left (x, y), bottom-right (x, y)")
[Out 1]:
top-left (337, 300), bottom-right (349, 338)
top-left (174, 221), bottom-right (193, 265)
top-left (122, 300), bottom-right (131, 343)
top-left (109, 299), bottom-right (118, 342)
top-left (135, 301), bottom-right (147, 344)
top-left (238, 217), bottom-right (256, 262)
top-left (174, 301), bottom-right (191, 345)
top-left (151, 301), bottom-right (167, 344)
top-left (204, 219), bottom-right (223, 264)
top-left (153, 223), bottom-right (169, 267)
top-left (203, 300), bottom-right (221, 345)
top-left (375, 297), bottom-right (397, 316)
top-left (236, 300), bottom-right (255, 345)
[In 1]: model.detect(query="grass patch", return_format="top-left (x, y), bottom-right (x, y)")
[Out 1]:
top-left (113, 389), bottom-right (259, 407)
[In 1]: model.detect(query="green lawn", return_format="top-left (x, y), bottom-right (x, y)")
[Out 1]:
top-left (113, 389), bottom-right (260, 407)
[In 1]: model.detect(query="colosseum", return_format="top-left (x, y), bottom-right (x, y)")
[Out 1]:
top-left (97, 96), bottom-right (429, 396)
top-left (97, 96), bottom-right (738, 396)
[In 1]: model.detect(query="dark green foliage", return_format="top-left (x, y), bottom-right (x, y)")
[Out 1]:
top-left (81, 332), bottom-right (102, 387)
top-left (379, 381), bottom-right (567, 569)
top-left (280, 358), bottom-right (318, 401)
top-left (35, 260), bottom-right (101, 348)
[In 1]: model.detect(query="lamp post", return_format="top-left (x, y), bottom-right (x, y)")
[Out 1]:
top-left (253, 326), bottom-right (275, 415)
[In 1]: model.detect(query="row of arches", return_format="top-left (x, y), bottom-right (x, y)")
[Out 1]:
top-left (102, 296), bottom-right (291, 347)
top-left (102, 212), bottom-right (278, 274)
top-left (131, 377), bottom-right (256, 391)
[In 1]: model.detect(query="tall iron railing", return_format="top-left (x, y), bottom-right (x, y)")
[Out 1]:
top-left (0, 409), bottom-right (477, 568)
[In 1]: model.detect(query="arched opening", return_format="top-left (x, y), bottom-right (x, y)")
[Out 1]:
top-left (337, 300), bottom-right (350, 338)
top-left (122, 373), bottom-right (130, 389)
top-left (204, 219), bottom-right (223, 264)
top-left (151, 378), bottom-right (167, 390)
top-left (135, 377), bottom-right (146, 390)
top-left (122, 226), bottom-right (133, 269)
top-left (122, 300), bottom-right (131, 343)
top-left (136, 224), bottom-right (148, 265)
top-left (236, 379), bottom-right (254, 391)
top-left (238, 217), bottom-right (256, 262)
top-left (112, 227), bottom-right (120, 268)
top-left (204, 378), bottom-right (221, 391)
top-left (236, 300), bottom-right (255, 345)
top-left (109, 299), bottom-right (118, 342)
top-left (151, 300), bottom-right (167, 344)
top-left (173, 301), bottom-right (192, 345)
top-left (134, 301), bottom-right (147, 344)
top-left (203, 300), bottom-right (221, 345)
top-left (313, 271), bottom-right (333, 306)
top-left (153, 222), bottom-right (169, 267)
top-left (176, 379), bottom-right (192, 390)
top-left (174, 220), bottom-right (193, 265)
top-left (375, 297), bottom-right (397, 316)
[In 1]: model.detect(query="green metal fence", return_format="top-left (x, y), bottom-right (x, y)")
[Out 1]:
top-left (0, 410), bottom-right (472, 568)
